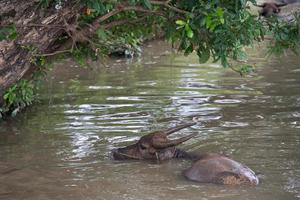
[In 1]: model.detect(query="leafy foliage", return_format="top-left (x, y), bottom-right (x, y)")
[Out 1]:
top-left (0, 56), bottom-right (47, 118)
top-left (2, 80), bottom-right (35, 117)
top-left (266, 15), bottom-right (300, 55)
top-left (0, 24), bottom-right (17, 41)
top-left (72, 0), bottom-right (263, 70)
top-left (38, 0), bottom-right (300, 70)
top-left (168, 0), bottom-right (266, 68)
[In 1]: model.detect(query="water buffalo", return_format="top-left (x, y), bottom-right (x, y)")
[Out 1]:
top-left (111, 123), bottom-right (259, 185)
top-left (256, 2), bottom-right (287, 17)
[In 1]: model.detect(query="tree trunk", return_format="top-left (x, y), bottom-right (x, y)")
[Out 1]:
top-left (0, 0), bottom-right (79, 98)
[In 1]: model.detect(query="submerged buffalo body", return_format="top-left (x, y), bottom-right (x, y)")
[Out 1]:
top-left (112, 123), bottom-right (259, 186)
top-left (183, 153), bottom-right (259, 185)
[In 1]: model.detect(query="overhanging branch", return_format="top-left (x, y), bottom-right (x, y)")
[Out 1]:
top-left (149, 0), bottom-right (191, 15)
top-left (88, 5), bottom-right (163, 33)
top-left (35, 1), bottom-right (188, 57)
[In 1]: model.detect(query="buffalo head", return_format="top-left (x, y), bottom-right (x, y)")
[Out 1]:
top-left (112, 123), bottom-right (196, 161)
top-left (256, 2), bottom-right (287, 17)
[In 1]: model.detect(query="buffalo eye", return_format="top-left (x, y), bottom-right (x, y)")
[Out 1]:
top-left (140, 143), bottom-right (147, 150)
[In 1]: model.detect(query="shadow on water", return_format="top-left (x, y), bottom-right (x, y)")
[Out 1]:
top-left (0, 40), bottom-right (299, 200)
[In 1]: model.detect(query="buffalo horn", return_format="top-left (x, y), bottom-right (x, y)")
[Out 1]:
top-left (153, 133), bottom-right (197, 148)
top-left (254, 3), bottom-right (287, 7)
top-left (255, 4), bottom-right (265, 7)
top-left (275, 3), bottom-right (287, 7)
top-left (164, 122), bottom-right (196, 135)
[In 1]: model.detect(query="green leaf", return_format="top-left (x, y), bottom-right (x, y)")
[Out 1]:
top-left (38, 0), bottom-right (50, 8)
top-left (220, 17), bottom-right (225, 24)
top-left (236, 50), bottom-right (248, 60)
top-left (197, 47), bottom-right (210, 63)
top-left (87, 1), bottom-right (105, 12)
top-left (0, 25), bottom-right (17, 41)
top-left (216, 7), bottom-right (224, 17)
top-left (184, 44), bottom-right (194, 56)
top-left (3, 93), bottom-right (9, 100)
top-left (176, 20), bottom-right (186, 26)
top-left (239, 65), bottom-right (254, 74)
top-left (96, 28), bottom-right (107, 40)
top-left (142, 0), bottom-right (152, 10)
top-left (205, 16), bottom-right (212, 29)
top-left (186, 29), bottom-right (194, 38)
top-left (184, 24), bottom-right (194, 38)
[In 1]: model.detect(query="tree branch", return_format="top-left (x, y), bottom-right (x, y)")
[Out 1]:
top-left (34, 49), bottom-right (73, 57)
top-left (149, 0), bottom-right (191, 15)
top-left (88, 5), bottom-right (161, 33)
top-left (38, 2), bottom-right (185, 57)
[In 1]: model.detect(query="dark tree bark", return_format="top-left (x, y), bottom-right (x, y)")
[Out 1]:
top-left (0, 0), bottom-right (80, 97)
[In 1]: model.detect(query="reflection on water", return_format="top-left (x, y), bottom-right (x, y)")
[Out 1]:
top-left (0, 40), bottom-right (299, 200)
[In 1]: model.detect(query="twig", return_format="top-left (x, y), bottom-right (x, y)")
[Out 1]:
top-left (34, 49), bottom-right (73, 57)
top-left (89, 5), bottom-right (161, 32)
top-left (150, 0), bottom-right (191, 15)
top-left (16, 23), bottom-right (65, 29)
top-left (229, 65), bottom-right (242, 75)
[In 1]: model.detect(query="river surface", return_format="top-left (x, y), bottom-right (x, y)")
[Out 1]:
top-left (0, 40), bottom-right (299, 200)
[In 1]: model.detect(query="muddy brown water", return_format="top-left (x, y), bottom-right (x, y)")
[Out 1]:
top-left (0, 41), bottom-right (299, 200)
